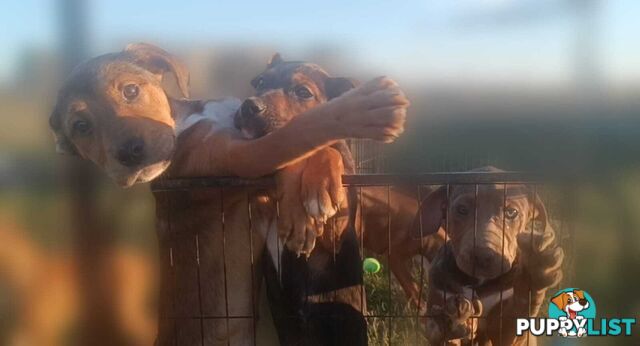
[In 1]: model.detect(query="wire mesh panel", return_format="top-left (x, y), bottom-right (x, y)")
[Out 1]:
top-left (151, 172), bottom-right (572, 346)
top-left (348, 139), bottom-right (386, 174)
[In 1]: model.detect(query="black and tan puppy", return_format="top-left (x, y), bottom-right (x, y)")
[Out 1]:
top-left (236, 55), bottom-right (449, 315)
top-left (49, 43), bottom-right (410, 345)
top-left (416, 167), bottom-right (564, 345)
top-left (236, 55), bottom-right (369, 346)
top-left (235, 53), bottom-right (388, 255)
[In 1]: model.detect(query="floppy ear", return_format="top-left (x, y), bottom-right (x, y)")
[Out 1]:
top-left (325, 77), bottom-right (358, 100)
top-left (124, 42), bottom-right (190, 98)
top-left (49, 109), bottom-right (77, 156)
top-left (574, 290), bottom-right (585, 300)
top-left (412, 186), bottom-right (448, 238)
top-left (551, 293), bottom-right (567, 311)
top-left (267, 53), bottom-right (283, 68)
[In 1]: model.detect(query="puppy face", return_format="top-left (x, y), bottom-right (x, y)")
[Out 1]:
top-left (445, 184), bottom-right (537, 280)
top-left (416, 167), bottom-right (551, 281)
top-left (49, 43), bottom-right (189, 187)
top-left (551, 290), bottom-right (589, 317)
top-left (234, 53), bottom-right (355, 138)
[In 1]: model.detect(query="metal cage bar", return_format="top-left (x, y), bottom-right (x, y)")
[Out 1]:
top-left (151, 171), bottom-right (566, 346)
top-left (151, 172), bottom-right (542, 192)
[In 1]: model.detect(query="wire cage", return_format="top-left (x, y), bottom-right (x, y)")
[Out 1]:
top-left (149, 164), bottom-right (573, 345)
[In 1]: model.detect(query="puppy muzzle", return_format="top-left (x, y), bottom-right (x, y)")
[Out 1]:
top-left (234, 98), bottom-right (271, 139)
top-left (116, 137), bottom-right (146, 167)
top-left (456, 246), bottom-right (513, 281)
top-left (241, 97), bottom-right (266, 117)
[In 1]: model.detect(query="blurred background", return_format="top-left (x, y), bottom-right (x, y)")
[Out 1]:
top-left (0, 0), bottom-right (638, 345)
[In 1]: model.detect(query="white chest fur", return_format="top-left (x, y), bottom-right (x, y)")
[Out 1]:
top-left (175, 98), bottom-right (242, 136)
top-left (464, 286), bottom-right (514, 316)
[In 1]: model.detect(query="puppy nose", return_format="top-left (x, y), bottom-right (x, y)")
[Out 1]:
top-left (579, 299), bottom-right (588, 306)
top-left (473, 251), bottom-right (496, 269)
top-left (240, 98), bottom-right (265, 117)
top-left (117, 138), bottom-right (145, 167)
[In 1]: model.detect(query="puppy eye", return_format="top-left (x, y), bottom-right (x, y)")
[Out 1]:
top-left (72, 119), bottom-right (92, 136)
top-left (294, 85), bottom-right (313, 99)
top-left (252, 77), bottom-right (265, 90)
top-left (505, 207), bottom-right (519, 219)
top-left (123, 83), bottom-right (140, 101)
top-left (456, 205), bottom-right (469, 216)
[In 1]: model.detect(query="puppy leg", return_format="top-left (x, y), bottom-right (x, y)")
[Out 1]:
top-left (275, 160), bottom-right (317, 256)
top-left (218, 77), bottom-right (408, 178)
top-left (277, 146), bottom-right (350, 255)
top-left (489, 231), bottom-right (563, 345)
top-left (301, 147), bottom-right (347, 226)
top-left (517, 230), bottom-right (564, 297)
top-left (444, 295), bottom-right (482, 341)
top-left (423, 304), bottom-right (468, 346)
top-left (388, 243), bottom-right (423, 309)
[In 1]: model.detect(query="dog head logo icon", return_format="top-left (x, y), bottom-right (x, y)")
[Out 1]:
top-left (549, 288), bottom-right (596, 338)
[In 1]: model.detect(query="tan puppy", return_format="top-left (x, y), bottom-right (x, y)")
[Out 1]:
top-left (49, 43), bottom-right (409, 345)
top-left (0, 219), bottom-right (155, 346)
top-left (235, 56), bottom-right (445, 310)
top-left (417, 167), bottom-right (564, 345)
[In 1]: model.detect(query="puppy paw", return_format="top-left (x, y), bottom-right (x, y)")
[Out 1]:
top-left (276, 162), bottom-right (320, 256)
top-left (444, 295), bottom-right (480, 322)
top-left (328, 77), bottom-right (409, 143)
top-left (301, 148), bottom-right (347, 223)
top-left (277, 191), bottom-right (317, 256)
top-left (443, 295), bottom-right (482, 340)
top-left (518, 230), bottom-right (564, 291)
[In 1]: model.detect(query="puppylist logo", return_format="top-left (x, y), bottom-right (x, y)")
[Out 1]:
top-left (516, 288), bottom-right (636, 338)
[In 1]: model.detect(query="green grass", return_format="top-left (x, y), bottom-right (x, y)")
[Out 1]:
top-left (364, 255), bottom-right (430, 345)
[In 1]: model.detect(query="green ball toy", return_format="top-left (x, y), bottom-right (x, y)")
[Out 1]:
top-left (363, 257), bottom-right (381, 274)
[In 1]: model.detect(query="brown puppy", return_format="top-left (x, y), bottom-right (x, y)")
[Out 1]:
top-left (50, 43), bottom-right (409, 345)
top-left (235, 56), bottom-right (445, 310)
top-left (416, 167), bottom-right (564, 345)
top-left (234, 53), bottom-right (363, 255)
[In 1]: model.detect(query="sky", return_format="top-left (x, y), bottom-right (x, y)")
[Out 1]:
top-left (1, 0), bottom-right (639, 86)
